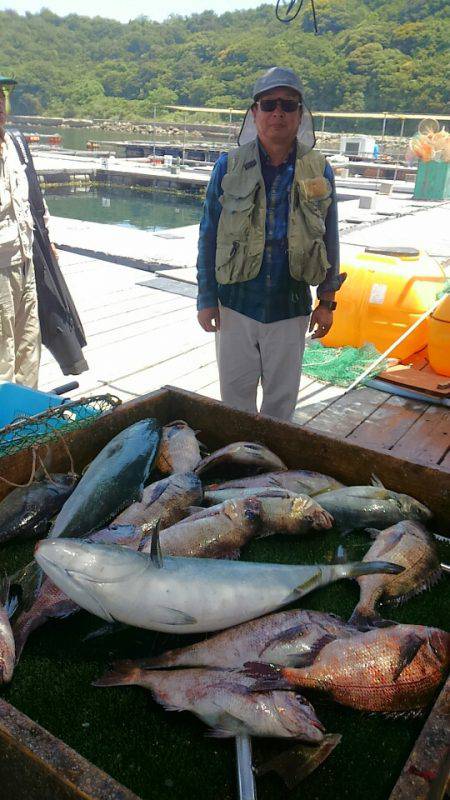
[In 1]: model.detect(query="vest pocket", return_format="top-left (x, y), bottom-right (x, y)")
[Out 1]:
top-left (215, 240), bottom-right (249, 284)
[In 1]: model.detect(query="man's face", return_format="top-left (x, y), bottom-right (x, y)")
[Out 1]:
top-left (0, 88), bottom-right (7, 126)
top-left (252, 87), bottom-right (302, 148)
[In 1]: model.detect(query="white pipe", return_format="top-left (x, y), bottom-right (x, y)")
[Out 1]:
top-left (235, 735), bottom-right (257, 800)
top-left (343, 295), bottom-right (443, 394)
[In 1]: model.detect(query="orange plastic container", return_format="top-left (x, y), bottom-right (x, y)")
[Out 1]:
top-left (428, 294), bottom-right (450, 376)
top-left (321, 247), bottom-right (445, 360)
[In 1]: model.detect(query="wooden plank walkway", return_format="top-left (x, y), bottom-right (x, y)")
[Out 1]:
top-left (38, 250), bottom-right (450, 473)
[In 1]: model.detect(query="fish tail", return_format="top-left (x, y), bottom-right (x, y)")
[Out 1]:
top-left (93, 660), bottom-right (141, 688)
top-left (256, 733), bottom-right (342, 789)
top-left (338, 560), bottom-right (404, 579)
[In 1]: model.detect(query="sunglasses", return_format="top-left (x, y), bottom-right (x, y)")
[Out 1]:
top-left (258, 97), bottom-right (302, 113)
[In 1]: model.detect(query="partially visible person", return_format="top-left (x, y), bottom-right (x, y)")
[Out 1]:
top-left (0, 75), bottom-right (88, 387)
top-left (0, 75), bottom-right (40, 387)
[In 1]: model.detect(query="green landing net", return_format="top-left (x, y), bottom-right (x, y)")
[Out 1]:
top-left (0, 394), bottom-right (122, 458)
top-left (302, 341), bottom-right (389, 388)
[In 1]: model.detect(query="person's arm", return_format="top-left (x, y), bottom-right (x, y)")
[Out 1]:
top-left (310, 163), bottom-right (346, 338)
top-left (196, 154), bottom-right (227, 331)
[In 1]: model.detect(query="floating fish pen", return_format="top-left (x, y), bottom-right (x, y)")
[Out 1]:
top-left (0, 387), bottom-right (448, 800)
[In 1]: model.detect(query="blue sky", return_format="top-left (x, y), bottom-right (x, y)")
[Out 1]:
top-left (0, 0), bottom-right (264, 23)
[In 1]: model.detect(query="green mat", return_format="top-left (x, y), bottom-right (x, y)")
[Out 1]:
top-left (302, 341), bottom-right (389, 388)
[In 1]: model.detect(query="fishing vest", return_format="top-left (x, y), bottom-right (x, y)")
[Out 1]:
top-left (0, 133), bottom-right (34, 265)
top-left (215, 139), bottom-right (332, 287)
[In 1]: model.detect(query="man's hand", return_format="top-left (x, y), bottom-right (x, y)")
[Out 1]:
top-left (309, 304), bottom-right (334, 339)
top-left (198, 306), bottom-right (220, 332)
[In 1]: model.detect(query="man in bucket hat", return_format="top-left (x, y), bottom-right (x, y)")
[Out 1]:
top-left (196, 66), bottom-right (344, 421)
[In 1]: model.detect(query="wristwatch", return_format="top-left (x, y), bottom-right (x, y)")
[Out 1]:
top-left (319, 300), bottom-right (337, 311)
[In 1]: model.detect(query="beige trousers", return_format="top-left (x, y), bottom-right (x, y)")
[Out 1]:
top-left (0, 260), bottom-right (41, 389)
top-left (215, 305), bottom-right (310, 421)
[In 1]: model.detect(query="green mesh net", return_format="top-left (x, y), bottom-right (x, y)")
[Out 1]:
top-left (302, 341), bottom-right (389, 388)
top-left (0, 394), bottom-right (122, 458)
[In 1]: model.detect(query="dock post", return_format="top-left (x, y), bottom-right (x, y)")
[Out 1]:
top-left (153, 105), bottom-right (157, 160)
top-left (182, 112), bottom-right (187, 165)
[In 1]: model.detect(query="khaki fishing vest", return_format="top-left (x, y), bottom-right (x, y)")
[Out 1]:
top-left (215, 139), bottom-right (332, 286)
top-left (0, 133), bottom-right (34, 266)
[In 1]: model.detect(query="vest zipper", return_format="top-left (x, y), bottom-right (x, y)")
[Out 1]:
top-left (230, 240), bottom-right (239, 259)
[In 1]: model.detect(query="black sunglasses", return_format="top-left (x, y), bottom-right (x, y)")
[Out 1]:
top-left (258, 97), bottom-right (302, 113)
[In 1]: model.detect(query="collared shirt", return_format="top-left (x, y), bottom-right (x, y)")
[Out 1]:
top-left (196, 140), bottom-right (341, 323)
top-left (0, 133), bottom-right (34, 266)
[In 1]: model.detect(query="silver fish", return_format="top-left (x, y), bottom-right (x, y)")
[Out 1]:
top-left (143, 497), bottom-right (262, 559)
top-left (113, 472), bottom-right (202, 531)
top-left (130, 609), bottom-right (356, 670)
top-left (318, 486), bottom-right (432, 531)
top-left (181, 488), bottom-right (333, 540)
top-left (155, 421), bottom-right (201, 475)
top-left (50, 419), bottom-right (161, 538)
top-left (204, 470), bottom-right (344, 504)
top-left (195, 442), bottom-right (287, 477)
top-left (35, 538), bottom-right (403, 634)
top-left (94, 665), bottom-right (325, 741)
top-left (349, 521), bottom-right (442, 629)
top-left (0, 578), bottom-right (15, 683)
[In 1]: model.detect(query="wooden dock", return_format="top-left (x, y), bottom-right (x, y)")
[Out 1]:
top-left (39, 249), bottom-right (449, 473)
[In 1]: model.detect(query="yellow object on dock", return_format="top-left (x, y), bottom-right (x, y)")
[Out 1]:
top-left (322, 247), bottom-right (445, 360)
top-left (428, 294), bottom-right (450, 377)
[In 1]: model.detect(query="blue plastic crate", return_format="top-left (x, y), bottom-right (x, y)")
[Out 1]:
top-left (0, 381), bottom-right (66, 428)
top-left (0, 382), bottom-right (100, 456)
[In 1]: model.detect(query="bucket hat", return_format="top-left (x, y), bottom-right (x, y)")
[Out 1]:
top-left (238, 66), bottom-right (316, 154)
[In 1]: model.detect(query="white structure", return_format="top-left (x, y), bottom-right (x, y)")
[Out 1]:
top-left (340, 135), bottom-right (376, 158)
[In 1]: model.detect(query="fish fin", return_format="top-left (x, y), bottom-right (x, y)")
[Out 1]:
top-left (393, 633), bottom-right (426, 682)
top-left (441, 562), bottom-right (450, 572)
top-left (83, 621), bottom-right (128, 642)
top-left (242, 661), bottom-right (292, 691)
top-left (371, 474), bottom-right (385, 488)
top-left (282, 635), bottom-right (336, 668)
top-left (153, 606), bottom-right (197, 626)
top-left (385, 567), bottom-right (443, 605)
top-left (205, 726), bottom-right (235, 739)
top-left (261, 623), bottom-right (311, 652)
top-left (348, 607), bottom-right (396, 631)
top-left (433, 533), bottom-right (450, 544)
top-left (93, 660), bottom-right (139, 687)
top-left (256, 733), bottom-right (342, 789)
top-left (150, 520), bottom-right (163, 569)
top-left (9, 561), bottom-right (43, 617)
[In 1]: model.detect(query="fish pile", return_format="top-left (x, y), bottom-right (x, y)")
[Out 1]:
top-left (1, 415), bottom-right (448, 789)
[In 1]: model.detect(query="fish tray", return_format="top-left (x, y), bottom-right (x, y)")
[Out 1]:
top-left (0, 386), bottom-right (449, 800)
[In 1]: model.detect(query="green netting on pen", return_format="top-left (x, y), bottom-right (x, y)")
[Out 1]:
top-left (0, 394), bottom-right (122, 458)
top-left (302, 341), bottom-right (389, 388)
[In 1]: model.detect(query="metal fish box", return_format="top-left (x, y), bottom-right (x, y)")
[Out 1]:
top-left (0, 386), bottom-right (448, 800)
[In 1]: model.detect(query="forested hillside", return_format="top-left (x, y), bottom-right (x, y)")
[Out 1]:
top-left (1, 0), bottom-right (448, 118)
